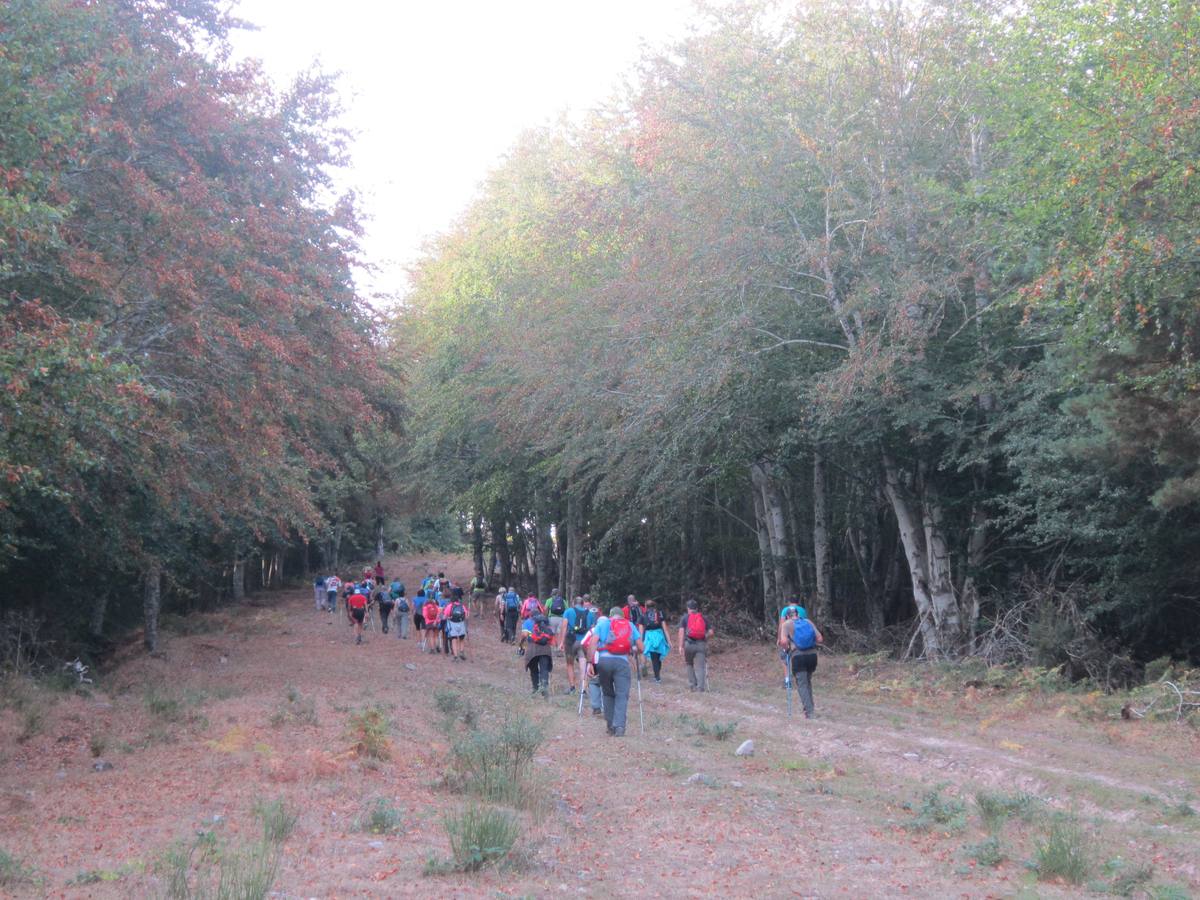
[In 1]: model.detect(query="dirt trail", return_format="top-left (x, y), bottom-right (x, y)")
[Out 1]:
top-left (1, 553), bottom-right (1197, 898)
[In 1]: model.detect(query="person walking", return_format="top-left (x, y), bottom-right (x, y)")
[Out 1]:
top-left (585, 608), bottom-right (643, 736)
top-left (560, 595), bottom-right (594, 695)
top-left (784, 606), bottom-right (824, 718)
top-left (445, 594), bottom-right (469, 661)
top-left (502, 586), bottom-right (521, 643)
top-left (519, 612), bottom-right (556, 697)
top-left (420, 594), bottom-right (441, 653)
top-left (676, 598), bottom-right (712, 692)
top-left (640, 600), bottom-right (670, 682)
top-left (375, 582), bottom-right (395, 634)
top-left (313, 575), bottom-right (326, 610)
top-left (546, 588), bottom-right (567, 649)
top-left (324, 574), bottom-right (340, 612)
top-left (777, 602), bottom-right (803, 688)
top-left (347, 585), bottom-right (369, 645)
top-left (470, 572), bottom-right (488, 616)
top-left (394, 587), bottom-right (410, 639)
top-left (373, 560), bottom-right (385, 584)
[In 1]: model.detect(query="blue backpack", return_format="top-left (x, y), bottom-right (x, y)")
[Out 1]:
top-left (792, 619), bottom-right (816, 650)
top-left (505, 591), bottom-right (520, 610)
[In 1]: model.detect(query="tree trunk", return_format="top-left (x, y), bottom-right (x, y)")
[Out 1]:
top-left (232, 554), bottom-right (245, 604)
top-left (566, 494), bottom-right (583, 600)
top-left (555, 521), bottom-right (566, 596)
top-left (143, 562), bottom-right (162, 653)
top-left (752, 461), bottom-right (794, 607)
top-left (376, 518), bottom-right (385, 561)
top-left (881, 452), bottom-right (962, 657)
top-left (751, 475), bottom-right (776, 627)
top-left (90, 590), bottom-right (109, 638)
top-left (812, 447), bottom-right (833, 622)
top-left (471, 514), bottom-right (485, 581)
top-left (494, 518), bottom-right (512, 589)
top-left (535, 515), bottom-right (553, 600)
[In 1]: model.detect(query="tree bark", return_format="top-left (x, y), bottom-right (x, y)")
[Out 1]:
top-left (90, 590), bottom-right (109, 638)
top-left (471, 513), bottom-right (485, 581)
top-left (143, 562), bottom-right (162, 653)
top-left (535, 515), bottom-right (553, 600)
top-left (752, 461), bottom-right (795, 607)
top-left (812, 447), bottom-right (833, 622)
top-left (232, 554), bottom-right (245, 604)
top-left (751, 474), bottom-right (775, 627)
top-left (494, 518), bottom-right (512, 589)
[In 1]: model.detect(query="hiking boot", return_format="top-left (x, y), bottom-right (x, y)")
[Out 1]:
top-left (355, 635), bottom-right (362, 645)
top-left (459, 653), bottom-right (466, 662)
top-left (654, 677), bottom-right (662, 684)
top-left (592, 708), bottom-right (603, 717)
top-left (612, 727), bottom-right (625, 737)
top-left (564, 686), bottom-right (575, 695)
top-left (606, 724), bottom-right (615, 735)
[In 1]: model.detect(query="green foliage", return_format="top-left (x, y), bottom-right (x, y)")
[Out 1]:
top-left (0, 848), bottom-right (36, 888)
top-left (1033, 816), bottom-right (1090, 884)
top-left (269, 686), bottom-right (318, 728)
top-left (434, 804), bottom-right (520, 874)
top-left (346, 706), bottom-right (392, 760)
top-left (677, 714), bottom-right (738, 741)
top-left (905, 785), bottom-right (967, 833)
top-left (157, 832), bottom-right (281, 900)
top-left (975, 791), bottom-right (1038, 832)
top-left (251, 797), bottom-right (297, 845)
top-left (355, 797), bottom-right (404, 835)
top-left (964, 836), bottom-right (1006, 868)
top-left (449, 716), bottom-right (543, 807)
top-left (1097, 858), bottom-right (1154, 897)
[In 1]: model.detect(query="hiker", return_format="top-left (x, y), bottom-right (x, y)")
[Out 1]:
top-left (324, 574), bottom-right (340, 612)
top-left (520, 593), bottom-right (544, 621)
top-left (584, 607), bottom-right (643, 736)
top-left (546, 588), bottom-right (567, 646)
top-left (502, 586), bottom-right (521, 643)
top-left (313, 575), bottom-right (326, 610)
top-left (778, 602), bottom-right (803, 687)
top-left (560, 595), bottom-right (594, 695)
top-left (438, 589), bottom-right (453, 655)
top-left (624, 594), bottom-right (645, 672)
top-left (519, 612), bottom-right (556, 697)
top-left (437, 571), bottom-right (449, 595)
top-left (420, 593), bottom-right (441, 653)
top-left (676, 598), bottom-right (712, 692)
top-left (641, 599), bottom-right (670, 682)
top-left (783, 606), bottom-right (824, 718)
top-left (375, 582), bottom-right (395, 634)
top-left (341, 577), bottom-right (355, 614)
top-left (374, 560), bottom-right (385, 584)
top-left (470, 572), bottom-right (488, 615)
top-left (413, 589), bottom-right (427, 639)
top-left (390, 577), bottom-right (405, 600)
top-left (347, 584), bottom-right (369, 645)
top-left (394, 586), bottom-right (411, 639)
top-left (445, 593), bottom-right (469, 661)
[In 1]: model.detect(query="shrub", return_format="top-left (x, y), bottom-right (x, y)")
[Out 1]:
top-left (975, 790), bottom-right (1038, 832)
top-left (346, 706), bottom-right (391, 760)
top-left (434, 689), bottom-right (477, 730)
top-left (252, 797), bottom-right (297, 844)
top-left (439, 804), bottom-right (519, 873)
top-left (1034, 816), bottom-right (1090, 884)
top-left (269, 686), bottom-right (318, 727)
top-left (964, 836), bottom-right (1005, 867)
top-left (906, 785), bottom-right (967, 833)
top-left (158, 834), bottom-right (280, 900)
top-left (1100, 858), bottom-right (1154, 897)
top-left (450, 716), bottom-right (542, 807)
top-left (145, 690), bottom-right (182, 722)
top-left (0, 848), bottom-right (36, 887)
top-left (678, 714), bottom-right (739, 741)
top-left (355, 797), bottom-right (403, 835)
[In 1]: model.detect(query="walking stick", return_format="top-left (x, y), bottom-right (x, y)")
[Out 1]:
top-left (633, 656), bottom-right (645, 736)
top-left (577, 657), bottom-right (587, 717)
top-left (786, 648), bottom-right (794, 718)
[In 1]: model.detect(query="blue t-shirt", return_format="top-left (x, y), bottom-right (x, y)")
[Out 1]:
top-left (563, 606), bottom-right (594, 637)
top-left (593, 617), bottom-right (634, 656)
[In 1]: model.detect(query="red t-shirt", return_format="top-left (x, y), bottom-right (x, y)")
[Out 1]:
top-left (348, 592), bottom-right (368, 611)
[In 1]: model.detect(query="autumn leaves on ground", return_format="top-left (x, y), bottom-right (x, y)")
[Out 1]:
top-left (1, 555), bottom-right (1197, 899)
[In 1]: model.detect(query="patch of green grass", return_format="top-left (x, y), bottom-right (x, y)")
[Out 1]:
top-left (1147, 885), bottom-right (1192, 900)
top-left (964, 835), bottom-right (1006, 867)
top-left (677, 713), bottom-right (738, 741)
top-left (975, 790), bottom-right (1038, 832)
top-left (449, 715), bottom-right (542, 808)
top-left (252, 797), bottom-right (297, 844)
top-left (67, 861), bottom-right (141, 885)
top-left (269, 686), bottom-right (318, 727)
top-left (0, 848), bottom-right (36, 888)
top-left (426, 804), bottom-right (520, 874)
top-left (1096, 858), bottom-right (1154, 897)
top-left (355, 797), bottom-right (404, 835)
top-left (653, 757), bottom-right (690, 777)
top-left (158, 833), bottom-right (280, 900)
top-left (346, 706), bottom-right (392, 760)
top-left (779, 757), bottom-right (833, 775)
top-left (145, 690), bottom-right (183, 722)
top-left (1033, 815), bottom-right (1090, 884)
top-left (905, 785), bottom-right (967, 833)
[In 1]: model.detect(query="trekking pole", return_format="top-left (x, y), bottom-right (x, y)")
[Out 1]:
top-left (577, 658), bottom-right (586, 717)
top-left (786, 648), bottom-right (794, 718)
top-left (633, 656), bottom-right (645, 736)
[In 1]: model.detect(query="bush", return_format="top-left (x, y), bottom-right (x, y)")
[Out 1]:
top-left (252, 797), bottom-right (297, 844)
top-left (158, 833), bottom-right (280, 900)
top-left (906, 785), bottom-right (967, 833)
top-left (0, 848), bottom-right (36, 888)
top-left (269, 686), bottom-right (318, 727)
top-left (975, 790), bottom-right (1038, 832)
top-left (355, 797), bottom-right (403, 835)
top-left (346, 706), bottom-right (391, 760)
top-left (964, 835), bottom-right (1005, 867)
top-left (449, 716), bottom-right (542, 807)
top-left (1034, 816), bottom-right (1090, 884)
top-left (438, 804), bottom-right (519, 873)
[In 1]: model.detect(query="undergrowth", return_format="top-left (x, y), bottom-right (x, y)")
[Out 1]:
top-left (449, 715), bottom-right (542, 807)
top-left (0, 848), bottom-right (37, 888)
top-left (355, 797), bottom-right (404, 835)
top-left (677, 713), bottom-right (738, 741)
top-left (251, 797), bottom-right (297, 844)
top-left (269, 686), bottom-right (318, 727)
top-left (346, 706), bottom-right (392, 759)
top-left (425, 804), bottom-right (520, 874)
top-left (904, 785), bottom-right (967, 833)
top-left (1033, 815), bottom-right (1090, 884)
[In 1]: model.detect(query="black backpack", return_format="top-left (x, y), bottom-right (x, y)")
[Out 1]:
top-left (571, 607), bottom-right (590, 636)
top-left (549, 595), bottom-right (566, 616)
top-left (643, 608), bottom-right (662, 628)
top-left (448, 602), bottom-right (466, 623)
top-left (627, 604), bottom-right (643, 626)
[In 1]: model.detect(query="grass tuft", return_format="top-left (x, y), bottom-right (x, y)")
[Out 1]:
top-left (252, 797), bottom-right (297, 844)
top-left (269, 686), bottom-right (318, 727)
top-left (355, 797), bottom-right (404, 835)
top-left (346, 706), bottom-right (392, 760)
top-left (0, 848), bottom-right (36, 888)
top-left (1033, 815), bottom-right (1090, 884)
top-left (906, 785), bottom-right (967, 833)
top-left (975, 790), bottom-right (1038, 832)
top-left (677, 713), bottom-right (739, 741)
top-left (426, 804), bottom-right (520, 874)
top-left (449, 715), bottom-right (542, 807)
top-left (158, 832), bottom-right (280, 900)
top-left (964, 835), bottom-right (1006, 867)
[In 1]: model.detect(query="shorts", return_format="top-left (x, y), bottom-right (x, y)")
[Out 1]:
top-left (790, 651), bottom-right (818, 675)
top-left (350, 609), bottom-right (365, 623)
top-left (424, 622), bottom-right (440, 632)
top-left (549, 615), bottom-right (564, 635)
top-left (446, 620), bottom-right (467, 638)
top-left (414, 613), bottom-right (424, 629)
top-left (564, 637), bottom-right (586, 660)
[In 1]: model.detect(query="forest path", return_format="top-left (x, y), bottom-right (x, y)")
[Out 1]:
top-left (1, 553), bottom-right (1197, 898)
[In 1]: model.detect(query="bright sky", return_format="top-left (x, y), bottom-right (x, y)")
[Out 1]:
top-left (230, 0), bottom-right (711, 304)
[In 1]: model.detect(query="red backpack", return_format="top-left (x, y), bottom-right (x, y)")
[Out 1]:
top-left (685, 611), bottom-right (707, 640)
top-left (422, 601), bottom-right (439, 623)
top-left (530, 618), bottom-right (555, 645)
top-left (604, 618), bottom-right (633, 655)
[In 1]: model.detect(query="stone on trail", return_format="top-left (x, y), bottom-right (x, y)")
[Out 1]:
top-left (735, 739), bottom-right (755, 757)
top-left (404, 663), bottom-right (417, 671)
top-left (92, 760), bottom-right (113, 772)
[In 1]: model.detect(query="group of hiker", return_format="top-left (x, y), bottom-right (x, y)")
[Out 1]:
top-left (313, 566), bottom-right (825, 726)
